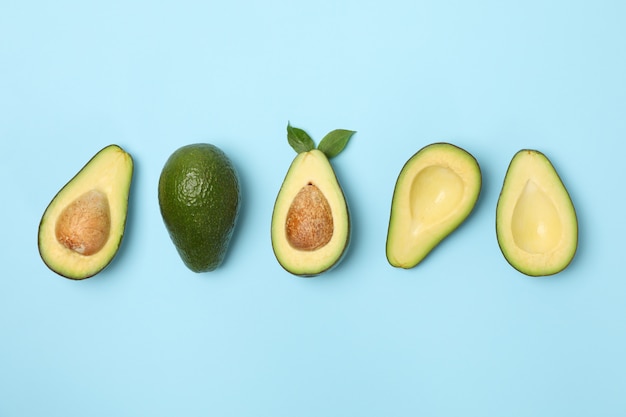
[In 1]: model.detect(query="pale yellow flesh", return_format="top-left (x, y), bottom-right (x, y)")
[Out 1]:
top-left (510, 179), bottom-right (562, 254)
top-left (409, 165), bottom-right (465, 234)
top-left (387, 143), bottom-right (481, 268)
top-left (271, 150), bottom-right (349, 275)
top-left (496, 150), bottom-right (577, 276)
top-left (38, 145), bottom-right (133, 279)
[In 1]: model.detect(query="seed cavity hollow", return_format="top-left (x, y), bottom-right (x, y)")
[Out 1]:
top-left (511, 180), bottom-right (562, 254)
top-left (285, 184), bottom-right (333, 251)
top-left (409, 165), bottom-right (464, 233)
top-left (55, 189), bottom-right (111, 256)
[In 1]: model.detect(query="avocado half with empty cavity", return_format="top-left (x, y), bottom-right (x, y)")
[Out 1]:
top-left (38, 145), bottom-right (134, 279)
top-left (386, 143), bottom-right (482, 269)
top-left (496, 149), bottom-right (577, 276)
top-left (271, 123), bottom-right (355, 276)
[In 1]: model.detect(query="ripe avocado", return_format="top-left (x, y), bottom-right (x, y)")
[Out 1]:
top-left (158, 143), bottom-right (241, 272)
top-left (386, 143), bottom-right (481, 269)
top-left (271, 124), bottom-right (354, 276)
top-left (38, 145), bottom-right (134, 279)
top-left (496, 149), bottom-right (578, 276)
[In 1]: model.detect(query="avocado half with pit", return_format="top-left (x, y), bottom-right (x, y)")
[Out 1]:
top-left (38, 145), bottom-right (134, 279)
top-left (271, 124), bottom-right (354, 276)
top-left (386, 143), bottom-right (482, 269)
top-left (496, 149), bottom-right (577, 276)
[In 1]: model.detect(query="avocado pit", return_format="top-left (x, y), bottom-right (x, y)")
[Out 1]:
top-left (285, 183), bottom-right (334, 251)
top-left (55, 189), bottom-right (111, 256)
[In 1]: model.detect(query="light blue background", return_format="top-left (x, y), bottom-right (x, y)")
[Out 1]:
top-left (1, 0), bottom-right (625, 416)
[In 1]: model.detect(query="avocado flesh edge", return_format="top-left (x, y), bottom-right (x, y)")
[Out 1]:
top-left (271, 150), bottom-right (350, 276)
top-left (496, 149), bottom-right (578, 276)
top-left (386, 143), bottom-right (481, 269)
top-left (38, 145), bottom-right (134, 279)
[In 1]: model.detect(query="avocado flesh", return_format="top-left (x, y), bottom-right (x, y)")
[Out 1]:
top-left (38, 145), bottom-right (133, 279)
top-left (158, 144), bottom-right (241, 272)
top-left (271, 149), bottom-right (350, 276)
top-left (496, 150), bottom-right (577, 276)
top-left (386, 143), bottom-right (481, 269)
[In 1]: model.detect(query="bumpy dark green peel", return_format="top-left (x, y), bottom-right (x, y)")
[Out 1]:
top-left (158, 144), bottom-right (241, 272)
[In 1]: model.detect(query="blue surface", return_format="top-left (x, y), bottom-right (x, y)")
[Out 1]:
top-left (1, 1), bottom-right (625, 416)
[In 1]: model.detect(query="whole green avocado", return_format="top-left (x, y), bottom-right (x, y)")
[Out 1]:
top-left (158, 143), bottom-right (241, 272)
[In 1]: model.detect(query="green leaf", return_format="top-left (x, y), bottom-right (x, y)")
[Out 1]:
top-left (317, 129), bottom-right (356, 158)
top-left (287, 122), bottom-right (315, 153)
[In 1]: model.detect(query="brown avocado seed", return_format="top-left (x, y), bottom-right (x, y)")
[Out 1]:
top-left (55, 189), bottom-right (111, 256)
top-left (285, 183), bottom-right (333, 251)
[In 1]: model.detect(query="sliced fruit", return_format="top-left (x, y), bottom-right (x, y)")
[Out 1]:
top-left (271, 124), bottom-right (354, 276)
top-left (386, 142), bottom-right (482, 269)
top-left (496, 149), bottom-right (577, 276)
top-left (38, 145), bottom-right (134, 279)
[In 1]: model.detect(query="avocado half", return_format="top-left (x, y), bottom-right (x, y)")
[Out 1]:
top-left (496, 149), bottom-right (578, 276)
top-left (38, 145), bottom-right (134, 279)
top-left (271, 149), bottom-right (350, 276)
top-left (386, 142), bottom-right (482, 269)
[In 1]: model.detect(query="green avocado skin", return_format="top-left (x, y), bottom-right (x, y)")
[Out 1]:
top-left (158, 144), bottom-right (241, 272)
